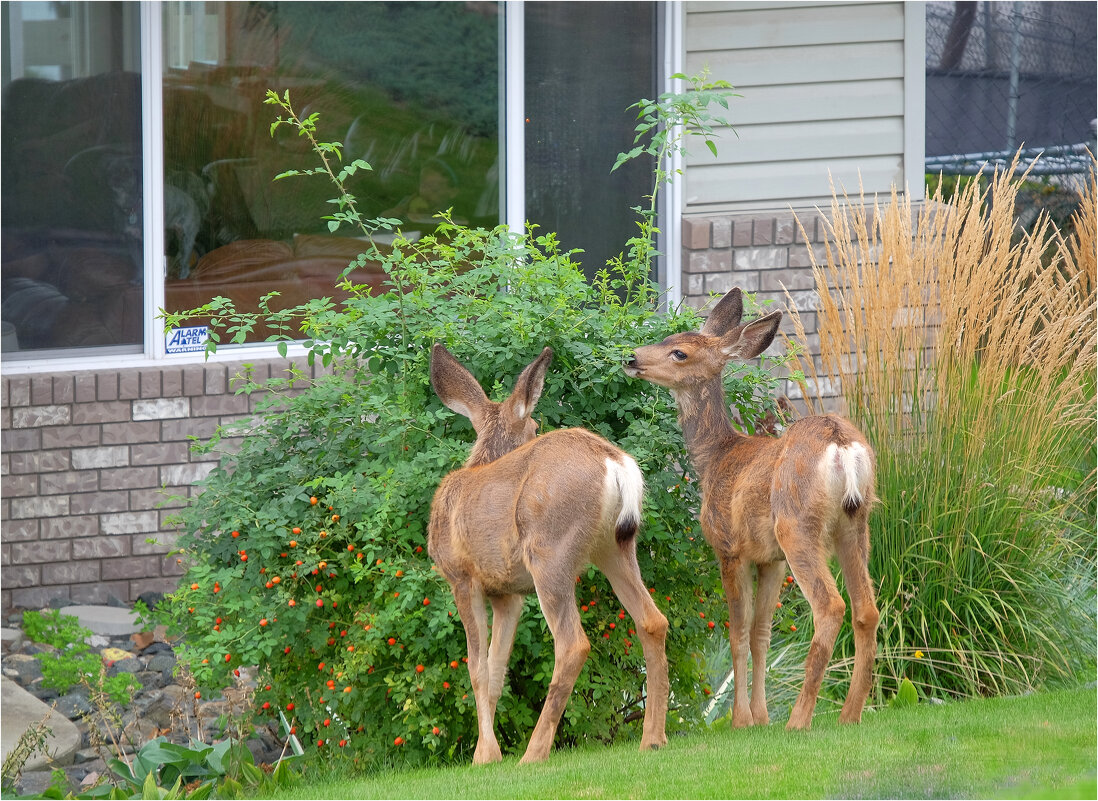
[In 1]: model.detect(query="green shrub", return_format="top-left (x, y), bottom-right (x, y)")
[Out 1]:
top-left (158, 78), bottom-right (798, 768)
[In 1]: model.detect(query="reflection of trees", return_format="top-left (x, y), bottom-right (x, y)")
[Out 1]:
top-left (275, 2), bottom-right (499, 136)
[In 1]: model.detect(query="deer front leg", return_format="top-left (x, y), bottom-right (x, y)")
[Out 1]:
top-left (718, 552), bottom-right (754, 728)
top-left (749, 560), bottom-right (786, 725)
top-left (451, 578), bottom-right (502, 764)
top-left (486, 594), bottom-right (525, 719)
top-left (594, 542), bottom-right (669, 751)
top-left (521, 578), bottom-right (590, 764)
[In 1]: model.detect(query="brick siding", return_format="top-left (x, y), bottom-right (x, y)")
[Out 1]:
top-left (1, 357), bottom-right (322, 613)
top-left (681, 207), bottom-right (841, 411)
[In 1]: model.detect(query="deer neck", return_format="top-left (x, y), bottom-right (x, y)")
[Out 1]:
top-left (671, 378), bottom-right (742, 488)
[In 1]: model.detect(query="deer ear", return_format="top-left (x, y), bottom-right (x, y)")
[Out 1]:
top-left (701, 288), bottom-right (744, 337)
top-left (430, 344), bottom-right (490, 426)
top-left (721, 311), bottom-right (782, 360)
top-left (504, 347), bottom-right (553, 421)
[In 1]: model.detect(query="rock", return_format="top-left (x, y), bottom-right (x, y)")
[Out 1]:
top-left (21, 641), bottom-right (56, 656)
top-left (147, 653), bottom-right (176, 671)
top-left (136, 592), bottom-right (165, 611)
top-left (14, 769), bottom-right (56, 796)
top-left (2, 653), bottom-right (43, 685)
top-left (130, 630), bottom-right (156, 652)
top-left (56, 694), bottom-right (94, 720)
top-left (74, 747), bottom-right (104, 764)
top-left (1, 676), bottom-right (82, 770)
top-left (85, 634), bottom-right (110, 649)
top-left (100, 647), bottom-right (135, 665)
top-left (135, 670), bottom-right (166, 690)
top-left (58, 606), bottom-right (140, 637)
top-left (108, 657), bottom-right (143, 676)
top-left (1, 627), bottom-right (24, 654)
top-left (121, 716), bottom-right (158, 745)
top-left (140, 641), bottom-right (175, 657)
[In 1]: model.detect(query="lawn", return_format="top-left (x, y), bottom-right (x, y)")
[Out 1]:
top-left (275, 686), bottom-right (1096, 799)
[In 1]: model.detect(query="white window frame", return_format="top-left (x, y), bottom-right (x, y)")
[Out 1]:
top-left (2, 0), bottom-right (682, 375)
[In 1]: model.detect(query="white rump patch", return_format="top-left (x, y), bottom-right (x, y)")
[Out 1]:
top-left (818, 442), bottom-right (872, 512)
top-left (603, 454), bottom-right (645, 537)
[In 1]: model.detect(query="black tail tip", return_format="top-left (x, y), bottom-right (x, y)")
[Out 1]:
top-left (615, 517), bottom-right (639, 546)
top-left (842, 497), bottom-right (862, 516)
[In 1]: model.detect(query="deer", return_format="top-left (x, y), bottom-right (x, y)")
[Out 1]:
top-left (427, 343), bottom-right (669, 764)
top-left (623, 287), bottom-right (879, 731)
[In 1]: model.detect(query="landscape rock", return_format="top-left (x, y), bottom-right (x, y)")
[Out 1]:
top-left (2, 653), bottom-right (43, 685)
top-left (58, 606), bottom-right (140, 637)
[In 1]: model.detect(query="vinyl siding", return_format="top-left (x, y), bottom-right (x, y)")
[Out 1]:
top-left (684, 1), bottom-right (920, 212)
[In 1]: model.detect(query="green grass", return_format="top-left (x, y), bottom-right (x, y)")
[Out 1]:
top-left (275, 687), bottom-right (1096, 799)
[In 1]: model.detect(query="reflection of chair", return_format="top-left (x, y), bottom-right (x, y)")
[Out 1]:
top-left (164, 235), bottom-right (394, 341)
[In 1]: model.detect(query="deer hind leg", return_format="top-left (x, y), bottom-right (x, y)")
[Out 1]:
top-left (451, 578), bottom-right (502, 764)
top-left (717, 552), bottom-right (755, 728)
top-left (593, 542), bottom-right (669, 751)
top-left (749, 560), bottom-right (787, 725)
top-left (520, 574), bottom-right (590, 764)
top-left (836, 511), bottom-right (879, 724)
top-left (486, 593), bottom-right (525, 720)
top-left (777, 515), bottom-right (846, 731)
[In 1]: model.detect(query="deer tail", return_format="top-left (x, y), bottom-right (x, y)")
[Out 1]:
top-left (606, 453), bottom-right (645, 546)
top-left (836, 442), bottom-right (873, 516)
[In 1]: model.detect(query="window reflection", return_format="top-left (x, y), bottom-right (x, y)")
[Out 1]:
top-left (1, 1), bottom-right (143, 353)
top-left (162, 2), bottom-right (500, 342)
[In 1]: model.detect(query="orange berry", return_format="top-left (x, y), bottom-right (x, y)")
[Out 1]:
top-left (289, 540), bottom-right (297, 548)
top-left (288, 599), bottom-right (296, 607)
top-left (272, 576), bottom-right (281, 584)
top-left (310, 497), bottom-right (318, 505)
top-left (194, 692), bottom-right (201, 699)
top-left (190, 583), bottom-right (200, 591)
top-left (416, 664), bottom-right (425, 673)
top-left (432, 726), bottom-right (440, 735)
top-left (260, 618), bottom-right (268, 627)
top-left (394, 736), bottom-right (404, 746)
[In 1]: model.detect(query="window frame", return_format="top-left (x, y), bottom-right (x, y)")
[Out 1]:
top-left (1, 0), bottom-right (680, 375)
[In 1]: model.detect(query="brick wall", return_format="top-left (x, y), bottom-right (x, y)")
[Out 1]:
top-left (680, 207), bottom-right (841, 410)
top-left (1, 357), bottom-right (320, 613)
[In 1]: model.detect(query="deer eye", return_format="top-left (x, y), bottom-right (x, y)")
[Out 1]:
top-left (670, 349), bottom-right (688, 362)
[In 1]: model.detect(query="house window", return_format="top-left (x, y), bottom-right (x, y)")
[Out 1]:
top-left (1, 1), bottom-right (665, 363)
top-left (2, 2), bottom-right (144, 354)
top-left (161, 1), bottom-right (501, 343)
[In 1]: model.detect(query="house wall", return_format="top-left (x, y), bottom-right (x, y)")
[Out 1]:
top-left (1, 358), bottom-right (321, 612)
top-left (678, 1), bottom-right (924, 411)
top-left (683, 0), bottom-right (918, 212)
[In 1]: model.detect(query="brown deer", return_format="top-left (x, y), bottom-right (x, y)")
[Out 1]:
top-left (624, 287), bottom-right (879, 731)
top-left (427, 344), bottom-right (669, 764)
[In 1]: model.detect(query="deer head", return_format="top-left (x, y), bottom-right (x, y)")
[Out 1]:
top-left (624, 288), bottom-right (782, 390)
top-left (430, 343), bottom-right (552, 466)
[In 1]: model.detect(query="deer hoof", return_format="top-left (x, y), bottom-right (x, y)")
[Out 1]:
top-left (473, 741), bottom-right (503, 765)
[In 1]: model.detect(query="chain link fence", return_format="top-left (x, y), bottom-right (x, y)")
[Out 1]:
top-left (925, 1), bottom-right (1096, 191)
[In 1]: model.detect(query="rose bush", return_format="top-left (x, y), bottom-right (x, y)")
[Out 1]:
top-left (158, 84), bottom-right (800, 769)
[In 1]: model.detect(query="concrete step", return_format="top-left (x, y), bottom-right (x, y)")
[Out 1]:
top-left (0, 677), bottom-right (81, 771)
top-left (57, 606), bottom-right (140, 637)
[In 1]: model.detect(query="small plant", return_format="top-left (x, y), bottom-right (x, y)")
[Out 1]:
top-left (22, 610), bottom-right (137, 707)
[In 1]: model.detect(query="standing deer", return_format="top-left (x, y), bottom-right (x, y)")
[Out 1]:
top-left (624, 288), bottom-right (879, 731)
top-left (427, 344), bottom-right (669, 764)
